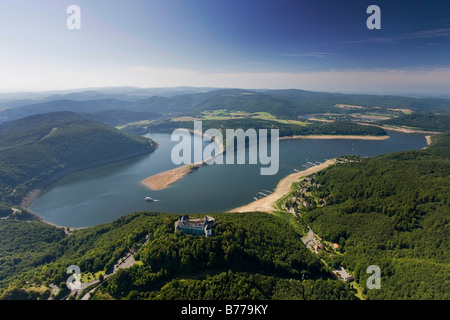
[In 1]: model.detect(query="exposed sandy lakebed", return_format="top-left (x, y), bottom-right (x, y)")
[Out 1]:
top-left (141, 134), bottom-right (390, 191)
top-left (142, 162), bottom-right (205, 190)
top-left (279, 134), bottom-right (390, 141)
top-left (230, 159), bottom-right (336, 213)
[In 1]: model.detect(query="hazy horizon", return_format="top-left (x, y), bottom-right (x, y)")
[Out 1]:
top-left (0, 86), bottom-right (448, 100)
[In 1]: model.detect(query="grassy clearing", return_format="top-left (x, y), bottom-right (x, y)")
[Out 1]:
top-left (171, 116), bottom-right (201, 122)
top-left (81, 270), bottom-right (105, 283)
top-left (272, 181), bottom-right (309, 236)
top-left (273, 210), bottom-right (308, 236)
top-left (201, 110), bottom-right (310, 126)
top-left (116, 120), bottom-right (154, 130)
top-left (351, 281), bottom-right (366, 300)
top-left (201, 109), bottom-right (247, 120)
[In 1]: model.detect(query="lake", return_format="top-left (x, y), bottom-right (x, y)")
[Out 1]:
top-left (30, 130), bottom-right (428, 227)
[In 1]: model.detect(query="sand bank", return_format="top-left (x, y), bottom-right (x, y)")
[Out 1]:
top-left (230, 159), bottom-right (336, 213)
top-left (279, 135), bottom-right (389, 141)
top-left (356, 122), bottom-right (439, 135)
top-left (20, 189), bottom-right (42, 209)
top-left (142, 130), bottom-right (224, 190)
top-left (142, 162), bottom-right (205, 190)
top-left (382, 126), bottom-right (439, 135)
top-left (142, 133), bottom-right (384, 191)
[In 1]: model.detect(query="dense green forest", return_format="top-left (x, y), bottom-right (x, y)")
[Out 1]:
top-left (0, 111), bottom-right (158, 206)
top-left (299, 131), bottom-right (450, 299)
top-left (80, 110), bottom-right (161, 126)
top-left (0, 220), bottom-right (66, 289)
top-left (378, 113), bottom-right (450, 132)
top-left (129, 89), bottom-right (450, 117)
top-left (146, 271), bottom-right (354, 300)
top-left (0, 212), bottom-right (356, 300)
top-left (0, 91), bottom-right (449, 301)
top-left (0, 212), bottom-right (156, 294)
top-left (0, 132), bottom-right (448, 300)
top-left (95, 212), bottom-right (351, 300)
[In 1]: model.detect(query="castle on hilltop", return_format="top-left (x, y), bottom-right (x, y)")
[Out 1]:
top-left (175, 215), bottom-right (216, 237)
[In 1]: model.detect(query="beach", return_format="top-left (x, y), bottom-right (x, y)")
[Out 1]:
top-left (141, 134), bottom-right (389, 191)
top-left (230, 159), bottom-right (336, 213)
top-left (142, 162), bottom-right (205, 190)
top-left (142, 130), bottom-right (224, 190)
top-left (279, 135), bottom-right (390, 141)
top-left (20, 189), bottom-right (42, 209)
top-left (356, 122), bottom-right (440, 135)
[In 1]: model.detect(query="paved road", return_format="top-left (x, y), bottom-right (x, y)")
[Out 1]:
top-left (77, 236), bottom-right (148, 300)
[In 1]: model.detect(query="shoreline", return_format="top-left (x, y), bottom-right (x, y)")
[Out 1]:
top-left (279, 134), bottom-right (390, 141)
top-left (230, 159), bottom-right (336, 213)
top-left (20, 189), bottom-right (42, 209)
top-left (142, 132), bottom-right (389, 191)
top-left (381, 126), bottom-right (439, 135)
top-left (142, 162), bottom-right (206, 190)
top-left (356, 122), bottom-right (440, 135)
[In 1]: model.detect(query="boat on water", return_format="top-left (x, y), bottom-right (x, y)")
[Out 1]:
top-left (145, 197), bottom-right (155, 202)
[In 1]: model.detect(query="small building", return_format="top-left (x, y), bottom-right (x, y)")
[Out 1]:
top-left (175, 215), bottom-right (216, 237)
top-left (333, 267), bottom-right (354, 282)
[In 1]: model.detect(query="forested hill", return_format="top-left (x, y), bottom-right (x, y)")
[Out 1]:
top-left (377, 113), bottom-right (450, 132)
top-left (2, 88), bottom-right (450, 123)
top-left (301, 131), bottom-right (450, 299)
top-left (0, 212), bottom-right (356, 300)
top-left (131, 118), bottom-right (387, 138)
top-left (0, 111), bottom-right (158, 207)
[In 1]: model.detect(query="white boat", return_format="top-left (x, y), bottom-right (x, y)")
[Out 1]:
top-left (145, 197), bottom-right (154, 202)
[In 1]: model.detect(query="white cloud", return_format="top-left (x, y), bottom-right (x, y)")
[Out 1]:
top-left (402, 28), bottom-right (450, 40)
top-left (272, 52), bottom-right (334, 59)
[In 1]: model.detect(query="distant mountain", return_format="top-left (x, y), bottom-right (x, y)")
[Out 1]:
top-left (121, 86), bottom-right (218, 97)
top-left (132, 88), bottom-right (310, 118)
top-left (0, 111), bottom-right (158, 206)
top-left (2, 88), bottom-right (450, 124)
top-left (80, 110), bottom-right (161, 126)
top-left (0, 99), bottom-right (134, 122)
top-left (42, 90), bottom-right (139, 102)
top-left (124, 88), bottom-right (450, 117)
top-left (265, 89), bottom-right (450, 114)
top-left (0, 87), bottom-right (218, 110)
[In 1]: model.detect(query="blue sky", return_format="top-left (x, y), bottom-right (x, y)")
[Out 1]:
top-left (0, 0), bottom-right (449, 94)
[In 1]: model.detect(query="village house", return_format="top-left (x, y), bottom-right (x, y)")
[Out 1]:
top-left (333, 267), bottom-right (354, 282)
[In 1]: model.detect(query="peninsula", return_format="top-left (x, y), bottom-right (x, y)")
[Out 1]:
top-left (142, 162), bottom-right (205, 190)
top-left (230, 159), bottom-right (336, 213)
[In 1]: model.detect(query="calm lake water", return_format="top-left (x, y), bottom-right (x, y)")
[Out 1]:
top-left (30, 130), bottom-right (428, 228)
